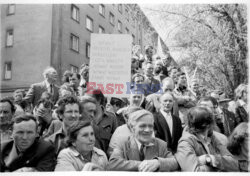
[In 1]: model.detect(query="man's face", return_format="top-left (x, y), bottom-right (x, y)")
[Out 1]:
top-left (12, 120), bottom-right (37, 152)
top-left (145, 63), bottom-right (154, 76)
top-left (70, 75), bottom-right (80, 88)
top-left (63, 103), bottom-right (80, 130)
top-left (13, 90), bottom-right (23, 102)
top-left (134, 76), bottom-right (144, 85)
top-left (132, 115), bottom-right (154, 144)
top-left (130, 94), bottom-right (143, 107)
top-left (169, 69), bottom-right (178, 83)
top-left (178, 74), bottom-right (187, 87)
top-left (160, 93), bottom-right (174, 113)
top-left (146, 48), bottom-right (153, 58)
top-left (162, 81), bottom-right (174, 93)
top-left (0, 102), bottom-right (13, 123)
top-left (47, 70), bottom-right (58, 84)
top-left (35, 103), bottom-right (52, 125)
top-left (162, 57), bottom-right (171, 67)
top-left (192, 82), bottom-right (199, 93)
top-left (131, 58), bottom-right (139, 69)
top-left (82, 102), bottom-right (97, 120)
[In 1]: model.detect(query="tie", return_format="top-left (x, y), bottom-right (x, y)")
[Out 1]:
top-left (139, 144), bottom-right (145, 161)
top-left (49, 84), bottom-right (53, 94)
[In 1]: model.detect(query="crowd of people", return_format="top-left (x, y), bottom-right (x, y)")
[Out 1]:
top-left (0, 45), bottom-right (249, 172)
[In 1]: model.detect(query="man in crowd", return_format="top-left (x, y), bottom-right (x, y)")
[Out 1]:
top-left (154, 60), bottom-right (166, 82)
top-left (84, 88), bottom-right (118, 154)
top-left (24, 67), bottom-right (59, 108)
top-left (154, 92), bottom-right (183, 153)
top-left (34, 98), bottom-right (54, 136)
top-left (146, 77), bottom-right (179, 116)
top-left (0, 98), bottom-right (16, 141)
top-left (143, 62), bottom-right (161, 96)
top-left (45, 95), bottom-right (82, 155)
top-left (173, 71), bottom-right (196, 125)
top-left (1, 114), bottom-right (56, 172)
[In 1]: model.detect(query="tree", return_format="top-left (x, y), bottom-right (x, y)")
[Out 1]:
top-left (142, 4), bottom-right (248, 97)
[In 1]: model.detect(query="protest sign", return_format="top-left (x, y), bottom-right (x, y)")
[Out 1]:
top-left (89, 34), bottom-right (132, 98)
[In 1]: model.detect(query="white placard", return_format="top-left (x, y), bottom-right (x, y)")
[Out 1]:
top-left (89, 34), bottom-right (132, 98)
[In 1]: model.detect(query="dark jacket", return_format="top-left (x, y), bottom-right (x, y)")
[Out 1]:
top-left (153, 111), bottom-right (183, 153)
top-left (0, 137), bottom-right (56, 172)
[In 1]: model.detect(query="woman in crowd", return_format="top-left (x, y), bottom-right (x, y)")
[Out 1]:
top-left (227, 122), bottom-right (249, 172)
top-left (55, 120), bottom-right (108, 171)
top-left (175, 106), bottom-right (239, 171)
top-left (234, 84), bottom-right (248, 125)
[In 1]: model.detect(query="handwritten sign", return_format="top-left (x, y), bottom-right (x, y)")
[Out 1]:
top-left (89, 34), bottom-right (132, 98)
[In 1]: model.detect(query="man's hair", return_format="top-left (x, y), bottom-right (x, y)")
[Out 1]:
top-left (79, 96), bottom-right (97, 108)
top-left (36, 98), bottom-right (54, 109)
top-left (168, 66), bottom-right (178, 74)
top-left (131, 73), bottom-right (145, 83)
top-left (66, 120), bottom-right (92, 147)
top-left (85, 88), bottom-right (106, 106)
top-left (0, 97), bottom-right (16, 114)
top-left (162, 77), bottom-right (174, 86)
top-left (187, 106), bottom-right (214, 134)
top-left (43, 66), bottom-right (56, 78)
top-left (14, 114), bottom-right (38, 129)
top-left (129, 109), bottom-right (153, 129)
top-left (227, 122), bottom-right (248, 156)
top-left (70, 73), bottom-right (81, 80)
top-left (56, 95), bottom-right (82, 115)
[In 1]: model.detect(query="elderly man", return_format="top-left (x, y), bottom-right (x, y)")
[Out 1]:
top-left (146, 77), bottom-right (179, 116)
top-left (108, 109), bottom-right (179, 171)
top-left (0, 98), bottom-right (16, 141)
top-left (0, 114), bottom-right (56, 172)
top-left (45, 95), bottom-right (82, 155)
top-left (24, 66), bottom-right (59, 107)
top-left (153, 92), bottom-right (183, 153)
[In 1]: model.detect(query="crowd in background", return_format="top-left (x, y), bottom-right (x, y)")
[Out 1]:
top-left (0, 44), bottom-right (249, 172)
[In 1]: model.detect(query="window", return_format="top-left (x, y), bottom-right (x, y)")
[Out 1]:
top-left (70, 34), bottom-right (79, 52)
top-left (109, 12), bottom-right (114, 25)
top-left (4, 62), bottom-right (12, 80)
top-left (125, 28), bottom-right (129, 34)
top-left (118, 4), bottom-right (122, 14)
top-left (6, 29), bottom-right (14, 47)
top-left (86, 16), bottom-right (93, 32)
top-left (132, 34), bottom-right (135, 44)
top-left (71, 4), bottom-right (79, 22)
top-left (99, 26), bottom-right (105, 33)
top-left (99, 4), bottom-right (105, 17)
top-left (7, 4), bottom-right (15, 15)
top-left (86, 42), bottom-right (90, 58)
top-left (118, 21), bottom-right (122, 32)
top-left (70, 65), bottom-right (78, 73)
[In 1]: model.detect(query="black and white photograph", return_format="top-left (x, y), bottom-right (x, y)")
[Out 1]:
top-left (0, 0), bottom-right (249, 173)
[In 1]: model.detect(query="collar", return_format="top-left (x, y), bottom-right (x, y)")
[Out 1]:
top-left (44, 80), bottom-right (52, 89)
top-left (134, 137), bottom-right (154, 150)
top-left (70, 146), bottom-right (103, 158)
top-left (160, 109), bottom-right (172, 118)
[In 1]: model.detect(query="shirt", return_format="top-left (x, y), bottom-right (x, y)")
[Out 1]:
top-left (55, 146), bottom-right (108, 171)
top-left (160, 109), bottom-right (173, 136)
top-left (45, 80), bottom-right (53, 94)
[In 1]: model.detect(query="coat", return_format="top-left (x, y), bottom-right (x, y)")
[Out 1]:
top-left (0, 138), bottom-right (56, 172)
top-left (108, 136), bottom-right (178, 171)
top-left (175, 130), bottom-right (239, 172)
top-left (24, 81), bottom-right (59, 106)
top-left (153, 111), bottom-right (183, 153)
